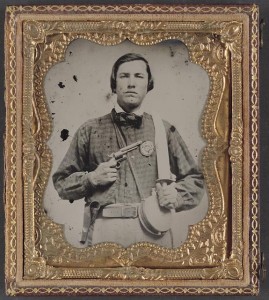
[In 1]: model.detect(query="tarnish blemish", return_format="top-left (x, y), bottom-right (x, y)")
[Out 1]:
top-left (105, 93), bottom-right (112, 102)
top-left (58, 82), bottom-right (65, 88)
top-left (60, 129), bottom-right (69, 141)
top-left (169, 46), bottom-right (175, 57)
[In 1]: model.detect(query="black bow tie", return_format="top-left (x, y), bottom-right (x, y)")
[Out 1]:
top-left (112, 109), bottom-right (142, 128)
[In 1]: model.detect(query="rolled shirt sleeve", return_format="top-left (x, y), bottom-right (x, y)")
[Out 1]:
top-left (164, 122), bottom-right (204, 212)
top-left (52, 123), bottom-right (96, 201)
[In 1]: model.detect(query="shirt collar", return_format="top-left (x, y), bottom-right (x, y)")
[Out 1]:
top-left (113, 101), bottom-right (145, 116)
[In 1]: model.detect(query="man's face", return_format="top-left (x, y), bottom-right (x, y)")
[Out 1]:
top-left (115, 60), bottom-right (148, 113)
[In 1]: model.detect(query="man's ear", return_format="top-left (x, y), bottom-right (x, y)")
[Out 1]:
top-left (148, 78), bottom-right (154, 92)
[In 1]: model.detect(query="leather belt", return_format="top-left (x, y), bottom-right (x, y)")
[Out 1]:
top-left (102, 204), bottom-right (139, 218)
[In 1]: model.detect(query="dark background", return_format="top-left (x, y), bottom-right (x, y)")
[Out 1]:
top-left (1, 0), bottom-right (268, 299)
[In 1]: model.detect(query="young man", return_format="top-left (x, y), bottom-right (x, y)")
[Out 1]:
top-left (53, 53), bottom-right (204, 247)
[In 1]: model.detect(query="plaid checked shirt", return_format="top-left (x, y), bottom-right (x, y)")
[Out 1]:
top-left (53, 111), bottom-right (204, 212)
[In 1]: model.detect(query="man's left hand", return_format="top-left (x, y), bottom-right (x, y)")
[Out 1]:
top-left (156, 182), bottom-right (177, 210)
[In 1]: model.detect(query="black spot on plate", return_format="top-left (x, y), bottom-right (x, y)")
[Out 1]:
top-left (60, 129), bottom-right (69, 141)
top-left (105, 93), bottom-right (112, 101)
top-left (169, 46), bottom-right (175, 57)
top-left (58, 82), bottom-right (65, 88)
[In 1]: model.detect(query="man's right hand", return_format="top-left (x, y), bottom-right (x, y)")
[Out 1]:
top-left (88, 158), bottom-right (118, 187)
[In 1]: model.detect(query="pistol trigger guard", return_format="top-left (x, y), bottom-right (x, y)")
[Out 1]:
top-left (115, 155), bottom-right (127, 169)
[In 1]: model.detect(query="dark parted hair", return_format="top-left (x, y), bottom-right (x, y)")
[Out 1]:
top-left (110, 53), bottom-right (154, 93)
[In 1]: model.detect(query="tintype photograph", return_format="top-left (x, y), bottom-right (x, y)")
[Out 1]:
top-left (4, 4), bottom-right (260, 296)
top-left (44, 39), bottom-right (208, 248)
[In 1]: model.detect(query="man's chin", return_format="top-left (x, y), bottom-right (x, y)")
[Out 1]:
top-left (125, 95), bottom-right (137, 100)
top-left (124, 98), bottom-right (139, 105)
top-left (123, 103), bottom-right (141, 112)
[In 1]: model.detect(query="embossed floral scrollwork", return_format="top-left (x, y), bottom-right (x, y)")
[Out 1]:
top-left (229, 122), bottom-right (243, 163)
top-left (202, 259), bottom-right (243, 280)
top-left (100, 21), bottom-right (170, 45)
top-left (24, 21), bottom-right (45, 43)
top-left (103, 266), bottom-right (164, 280)
top-left (103, 20), bottom-right (166, 33)
top-left (211, 216), bottom-right (227, 248)
top-left (221, 22), bottom-right (242, 43)
top-left (25, 256), bottom-right (63, 279)
top-left (24, 257), bottom-right (47, 279)
top-left (221, 22), bottom-right (243, 63)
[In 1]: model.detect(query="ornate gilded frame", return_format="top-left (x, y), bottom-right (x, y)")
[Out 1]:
top-left (4, 4), bottom-right (260, 296)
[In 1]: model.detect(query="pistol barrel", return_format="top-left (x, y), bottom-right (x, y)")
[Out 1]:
top-left (121, 140), bottom-right (143, 152)
top-left (109, 140), bottom-right (143, 160)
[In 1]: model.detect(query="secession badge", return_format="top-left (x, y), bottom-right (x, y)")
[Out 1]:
top-left (140, 141), bottom-right (154, 157)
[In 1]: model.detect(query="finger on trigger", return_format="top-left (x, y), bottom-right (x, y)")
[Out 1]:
top-left (108, 157), bottom-right (117, 167)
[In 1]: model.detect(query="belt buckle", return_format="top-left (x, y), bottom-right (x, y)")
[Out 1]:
top-left (122, 206), bottom-right (137, 218)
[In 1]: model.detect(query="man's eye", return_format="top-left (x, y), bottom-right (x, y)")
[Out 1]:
top-left (119, 74), bottom-right (129, 78)
top-left (136, 74), bottom-right (145, 78)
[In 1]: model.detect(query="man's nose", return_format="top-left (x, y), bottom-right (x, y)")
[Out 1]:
top-left (127, 76), bottom-right (136, 87)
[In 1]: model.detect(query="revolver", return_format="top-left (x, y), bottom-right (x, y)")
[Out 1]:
top-left (109, 140), bottom-right (143, 168)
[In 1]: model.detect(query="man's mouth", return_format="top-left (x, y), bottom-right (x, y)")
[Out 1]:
top-left (125, 91), bottom-right (137, 95)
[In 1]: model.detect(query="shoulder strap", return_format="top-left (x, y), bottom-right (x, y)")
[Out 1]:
top-left (151, 111), bottom-right (172, 181)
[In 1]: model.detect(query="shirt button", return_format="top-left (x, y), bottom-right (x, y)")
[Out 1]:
top-left (125, 183), bottom-right (128, 187)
